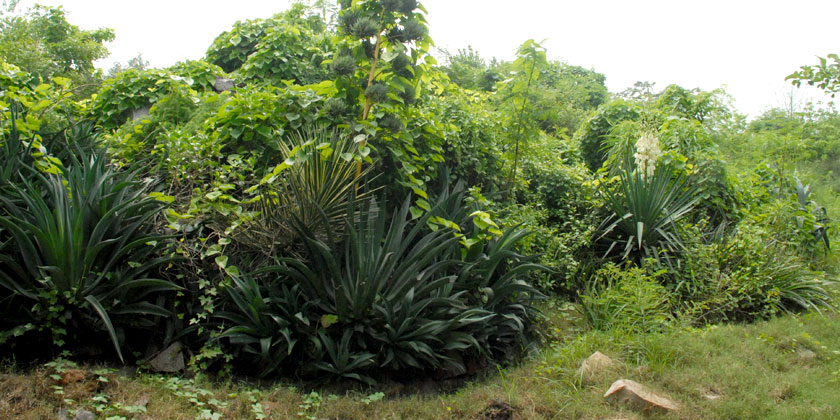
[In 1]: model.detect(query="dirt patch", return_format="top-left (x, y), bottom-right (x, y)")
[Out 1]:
top-left (0, 373), bottom-right (49, 416)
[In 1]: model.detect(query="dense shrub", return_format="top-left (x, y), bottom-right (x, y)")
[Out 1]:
top-left (575, 99), bottom-right (642, 172)
top-left (579, 262), bottom-right (673, 334)
top-left (214, 183), bottom-right (542, 381)
top-left (674, 221), bottom-right (834, 324)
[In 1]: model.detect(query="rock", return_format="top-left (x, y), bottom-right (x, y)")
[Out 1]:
top-left (604, 379), bottom-right (679, 413)
top-left (134, 394), bottom-right (150, 408)
top-left (148, 342), bottom-right (185, 373)
top-left (57, 409), bottom-right (71, 420)
top-left (117, 365), bottom-right (137, 378)
top-left (214, 77), bottom-right (235, 92)
top-left (578, 351), bottom-right (616, 381)
top-left (74, 409), bottom-right (96, 420)
top-left (796, 347), bottom-right (817, 361)
top-left (130, 106), bottom-right (150, 120)
top-left (702, 387), bottom-right (723, 400)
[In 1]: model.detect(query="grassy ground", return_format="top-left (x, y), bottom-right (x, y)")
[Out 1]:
top-left (2, 306), bottom-right (839, 420)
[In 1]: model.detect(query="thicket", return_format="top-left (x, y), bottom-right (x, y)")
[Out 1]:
top-left (0, 0), bottom-right (836, 385)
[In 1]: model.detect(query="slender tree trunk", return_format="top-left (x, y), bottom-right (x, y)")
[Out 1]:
top-left (355, 26), bottom-right (384, 180)
top-left (505, 63), bottom-right (537, 201)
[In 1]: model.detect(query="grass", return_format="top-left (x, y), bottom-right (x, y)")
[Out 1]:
top-left (2, 305), bottom-right (840, 419)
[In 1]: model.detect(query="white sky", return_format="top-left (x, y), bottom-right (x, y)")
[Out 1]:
top-left (15, 0), bottom-right (839, 118)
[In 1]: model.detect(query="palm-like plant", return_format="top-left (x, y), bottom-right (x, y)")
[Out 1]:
top-left (235, 128), bottom-right (373, 254)
top-left (598, 155), bottom-right (698, 263)
top-left (0, 150), bottom-right (178, 361)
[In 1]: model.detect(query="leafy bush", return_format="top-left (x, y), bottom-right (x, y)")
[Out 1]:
top-left (575, 99), bottom-right (642, 172)
top-left (672, 221), bottom-right (834, 324)
top-left (0, 145), bottom-right (178, 361)
top-left (88, 62), bottom-right (225, 131)
top-left (579, 262), bottom-right (673, 334)
top-left (214, 183), bottom-right (542, 381)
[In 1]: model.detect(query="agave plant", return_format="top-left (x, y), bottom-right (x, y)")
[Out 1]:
top-left (597, 155), bottom-right (698, 264)
top-left (215, 179), bottom-right (542, 380)
top-left (0, 149), bottom-right (178, 361)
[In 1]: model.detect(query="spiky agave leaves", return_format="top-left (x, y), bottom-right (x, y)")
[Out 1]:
top-left (0, 149), bottom-right (179, 362)
top-left (388, 18), bottom-right (426, 43)
top-left (214, 180), bottom-right (544, 381)
top-left (236, 128), bottom-right (375, 254)
top-left (350, 16), bottom-right (380, 39)
top-left (330, 54), bottom-right (356, 77)
top-left (390, 52), bottom-right (414, 79)
top-left (365, 82), bottom-right (388, 103)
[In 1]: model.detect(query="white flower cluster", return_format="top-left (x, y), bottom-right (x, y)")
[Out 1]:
top-left (634, 131), bottom-right (661, 179)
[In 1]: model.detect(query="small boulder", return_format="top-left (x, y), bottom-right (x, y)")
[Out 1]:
top-left (130, 106), bottom-right (151, 121)
top-left (148, 342), bottom-right (186, 373)
top-left (578, 351), bottom-right (616, 381)
top-left (74, 409), bottom-right (96, 420)
top-left (214, 77), bottom-right (235, 92)
top-left (604, 379), bottom-right (679, 414)
top-left (796, 347), bottom-right (817, 361)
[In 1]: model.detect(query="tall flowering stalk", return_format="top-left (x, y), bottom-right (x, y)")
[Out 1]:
top-left (634, 131), bottom-right (661, 179)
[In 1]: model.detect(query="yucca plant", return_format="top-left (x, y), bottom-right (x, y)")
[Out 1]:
top-left (0, 149), bottom-right (178, 361)
top-left (235, 128), bottom-right (373, 254)
top-left (597, 155), bottom-right (699, 264)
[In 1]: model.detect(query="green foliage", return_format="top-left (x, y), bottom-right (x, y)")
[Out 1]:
top-left (206, 4), bottom-right (328, 75)
top-left (787, 53), bottom-right (840, 97)
top-left (423, 91), bottom-right (505, 190)
top-left (496, 39), bottom-right (548, 198)
top-left (87, 63), bottom-right (224, 131)
top-left (214, 182), bottom-right (542, 380)
top-left (236, 14), bottom-right (332, 86)
top-left (441, 46), bottom-right (501, 92)
top-left (597, 156), bottom-right (698, 264)
top-left (0, 136), bottom-right (177, 361)
top-left (579, 262), bottom-right (672, 333)
top-left (677, 221), bottom-right (834, 323)
top-left (205, 82), bottom-right (336, 165)
top-left (0, 5), bottom-right (114, 96)
top-left (576, 100), bottom-right (642, 172)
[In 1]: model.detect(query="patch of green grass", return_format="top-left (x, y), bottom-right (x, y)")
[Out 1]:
top-left (2, 308), bottom-right (840, 419)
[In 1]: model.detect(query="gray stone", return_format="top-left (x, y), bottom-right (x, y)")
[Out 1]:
top-left (604, 379), bottom-right (679, 413)
top-left (797, 347), bottom-right (817, 361)
top-left (130, 106), bottom-right (150, 120)
top-left (148, 341), bottom-right (186, 373)
top-left (74, 409), bottom-right (96, 420)
top-left (57, 409), bottom-right (71, 420)
top-left (214, 77), bottom-right (235, 92)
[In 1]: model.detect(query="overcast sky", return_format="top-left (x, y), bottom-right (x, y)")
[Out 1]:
top-left (15, 0), bottom-right (839, 118)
